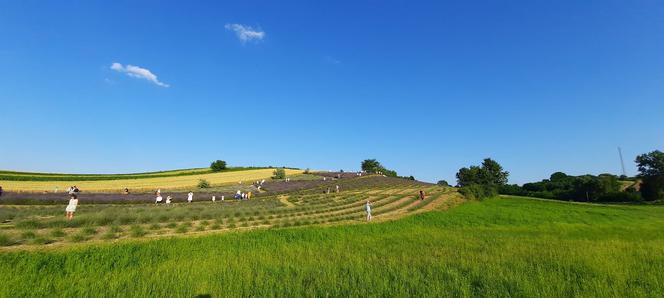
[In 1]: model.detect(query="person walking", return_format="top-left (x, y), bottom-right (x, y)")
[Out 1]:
top-left (221, 195), bottom-right (225, 202)
top-left (187, 191), bottom-right (194, 203)
top-left (365, 200), bottom-right (372, 222)
top-left (65, 194), bottom-right (78, 220)
top-left (212, 195), bottom-right (216, 203)
top-left (419, 190), bottom-right (425, 201)
top-left (155, 194), bottom-right (163, 204)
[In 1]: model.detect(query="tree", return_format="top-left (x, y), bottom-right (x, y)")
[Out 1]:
top-left (550, 172), bottom-right (568, 182)
top-left (361, 159), bottom-right (382, 174)
top-left (197, 179), bottom-right (210, 188)
top-left (636, 150), bottom-right (664, 200)
top-left (272, 168), bottom-right (286, 179)
top-left (480, 158), bottom-right (509, 185)
top-left (456, 166), bottom-right (483, 187)
top-left (456, 158), bottom-right (509, 200)
top-left (437, 180), bottom-right (450, 187)
top-left (210, 160), bottom-right (227, 172)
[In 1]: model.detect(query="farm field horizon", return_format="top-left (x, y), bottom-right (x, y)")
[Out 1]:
top-left (0, 168), bottom-right (303, 193)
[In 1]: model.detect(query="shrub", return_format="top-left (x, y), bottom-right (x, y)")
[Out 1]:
top-left (68, 233), bottom-right (87, 242)
top-left (129, 225), bottom-right (147, 237)
top-left (110, 225), bottom-right (123, 233)
top-left (81, 227), bottom-right (97, 236)
top-left (598, 191), bottom-right (643, 202)
top-left (101, 231), bottom-right (117, 240)
top-left (437, 180), bottom-right (450, 187)
top-left (31, 237), bottom-right (53, 245)
top-left (198, 179), bottom-right (211, 189)
top-left (210, 160), bottom-right (227, 172)
top-left (20, 231), bottom-right (37, 239)
top-left (273, 168), bottom-right (286, 179)
top-left (0, 234), bottom-right (14, 246)
top-left (459, 184), bottom-right (498, 200)
top-left (50, 229), bottom-right (66, 238)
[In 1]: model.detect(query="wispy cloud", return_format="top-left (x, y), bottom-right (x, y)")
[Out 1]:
top-left (225, 23), bottom-right (265, 43)
top-left (324, 56), bottom-right (341, 65)
top-left (110, 62), bottom-right (169, 87)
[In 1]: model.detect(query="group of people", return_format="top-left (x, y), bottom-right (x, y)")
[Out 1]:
top-left (324, 185), bottom-right (341, 194)
top-left (253, 179), bottom-right (266, 191)
top-left (234, 190), bottom-right (252, 200)
top-left (154, 189), bottom-right (194, 204)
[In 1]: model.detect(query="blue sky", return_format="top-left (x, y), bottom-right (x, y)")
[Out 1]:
top-left (1, 1), bottom-right (663, 184)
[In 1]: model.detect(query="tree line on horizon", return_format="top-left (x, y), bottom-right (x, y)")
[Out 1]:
top-left (453, 150), bottom-right (664, 202)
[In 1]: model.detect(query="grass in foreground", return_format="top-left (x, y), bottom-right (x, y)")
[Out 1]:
top-left (0, 196), bottom-right (663, 297)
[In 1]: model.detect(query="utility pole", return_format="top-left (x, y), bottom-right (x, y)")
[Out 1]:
top-left (618, 147), bottom-right (627, 177)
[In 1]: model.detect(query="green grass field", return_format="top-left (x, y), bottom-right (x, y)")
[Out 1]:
top-left (1, 195), bottom-right (662, 297)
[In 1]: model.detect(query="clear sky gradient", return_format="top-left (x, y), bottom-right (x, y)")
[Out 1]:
top-left (1, 1), bottom-right (663, 184)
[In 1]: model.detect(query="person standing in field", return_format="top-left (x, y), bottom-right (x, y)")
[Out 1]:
top-left (212, 195), bottom-right (216, 203)
top-left (419, 190), bottom-right (425, 201)
top-left (155, 194), bottom-right (163, 204)
top-left (166, 196), bottom-right (172, 204)
top-left (65, 194), bottom-right (78, 220)
top-left (221, 195), bottom-right (225, 202)
top-left (365, 200), bottom-right (372, 222)
top-left (336, 185), bottom-right (340, 193)
top-left (187, 191), bottom-right (194, 203)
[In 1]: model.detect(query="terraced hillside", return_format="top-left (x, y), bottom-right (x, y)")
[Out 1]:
top-left (0, 168), bottom-right (302, 193)
top-left (0, 177), bottom-right (459, 248)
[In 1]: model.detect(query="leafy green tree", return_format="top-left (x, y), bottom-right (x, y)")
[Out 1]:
top-left (210, 160), bottom-right (227, 172)
top-left (361, 159), bottom-right (382, 173)
top-left (636, 150), bottom-right (664, 200)
top-left (456, 166), bottom-right (483, 187)
top-left (456, 158), bottom-right (509, 199)
top-left (197, 179), bottom-right (210, 188)
top-left (437, 180), bottom-right (450, 187)
top-left (456, 159), bottom-right (508, 187)
top-left (272, 168), bottom-right (286, 179)
top-left (480, 158), bottom-right (509, 185)
top-left (636, 151), bottom-right (664, 177)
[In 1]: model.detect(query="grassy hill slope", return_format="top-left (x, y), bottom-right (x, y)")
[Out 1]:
top-left (1, 196), bottom-right (662, 297)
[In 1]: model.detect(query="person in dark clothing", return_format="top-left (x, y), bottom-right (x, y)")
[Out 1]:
top-left (0, 186), bottom-right (3, 197)
top-left (419, 190), bottom-right (425, 201)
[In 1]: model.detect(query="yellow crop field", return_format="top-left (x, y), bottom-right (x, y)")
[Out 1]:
top-left (1, 169), bottom-right (302, 193)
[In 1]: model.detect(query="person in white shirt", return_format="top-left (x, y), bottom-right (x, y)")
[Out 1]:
top-left (336, 185), bottom-right (340, 193)
top-left (221, 195), bottom-right (224, 202)
top-left (187, 191), bottom-right (194, 203)
top-left (155, 194), bottom-right (163, 204)
top-left (365, 200), bottom-right (372, 222)
top-left (166, 196), bottom-right (172, 204)
top-left (212, 195), bottom-right (216, 203)
top-left (65, 195), bottom-right (79, 220)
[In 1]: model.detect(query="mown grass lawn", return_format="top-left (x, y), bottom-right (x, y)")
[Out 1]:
top-left (1, 196), bottom-right (662, 297)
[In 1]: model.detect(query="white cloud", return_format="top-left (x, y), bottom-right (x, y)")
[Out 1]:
top-left (110, 62), bottom-right (169, 87)
top-left (324, 56), bottom-right (341, 65)
top-left (225, 23), bottom-right (265, 43)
